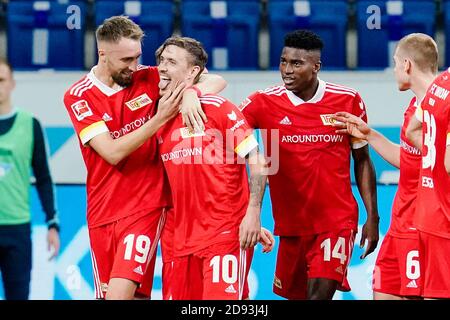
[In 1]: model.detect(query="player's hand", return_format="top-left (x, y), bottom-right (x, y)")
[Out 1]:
top-left (157, 80), bottom-right (186, 123)
top-left (180, 88), bottom-right (207, 133)
top-left (259, 227), bottom-right (275, 253)
top-left (360, 217), bottom-right (379, 259)
top-left (47, 228), bottom-right (60, 260)
top-left (239, 206), bottom-right (261, 250)
top-left (331, 112), bottom-right (370, 140)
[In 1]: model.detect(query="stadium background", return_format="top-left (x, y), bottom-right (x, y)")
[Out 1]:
top-left (0, 0), bottom-right (443, 299)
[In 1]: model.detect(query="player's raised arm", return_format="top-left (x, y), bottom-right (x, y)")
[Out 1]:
top-left (88, 81), bottom-right (185, 165)
top-left (180, 73), bottom-right (227, 133)
top-left (333, 111), bottom-right (401, 168)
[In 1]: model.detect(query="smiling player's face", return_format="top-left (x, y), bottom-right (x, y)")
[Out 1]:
top-left (103, 37), bottom-right (142, 87)
top-left (157, 45), bottom-right (195, 96)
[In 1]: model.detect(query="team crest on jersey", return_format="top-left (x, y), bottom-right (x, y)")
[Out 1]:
top-left (320, 114), bottom-right (342, 126)
top-left (180, 127), bottom-right (205, 139)
top-left (125, 93), bottom-right (152, 111)
top-left (71, 100), bottom-right (92, 121)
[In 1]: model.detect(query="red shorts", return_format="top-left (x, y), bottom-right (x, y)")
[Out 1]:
top-left (160, 208), bottom-right (174, 300)
top-left (171, 240), bottom-right (252, 300)
top-left (373, 233), bottom-right (421, 297)
top-left (419, 231), bottom-right (450, 298)
top-left (274, 229), bottom-right (355, 299)
top-left (89, 208), bottom-right (166, 299)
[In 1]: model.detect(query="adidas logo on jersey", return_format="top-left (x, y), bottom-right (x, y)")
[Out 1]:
top-left (133, 265), bottom-right (144, 275)
top-left (406, 280), bottom-right (418, 288)
top-left (225, 284), bottom-right (237, 294)
top-left (102, 113), bottom-right (113, 122)
top-left (335, 265), bottom-right (344, 275)
top-left (279, 116), bottom-right (292, 125)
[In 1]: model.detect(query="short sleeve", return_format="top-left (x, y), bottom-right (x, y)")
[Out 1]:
top-left (350, 92), bottom-right (369, 149)
top-left (238, 91), bottom-right (261, 129)
top-left (63, 92), bottom-right (108, 145)
top-left (221, 101), bottom-right (258, 158)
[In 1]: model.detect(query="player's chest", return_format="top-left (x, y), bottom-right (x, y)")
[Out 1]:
top-left (159, 120), bottom-right (227, 161)
top-left (93, 91), bottom-right (157, 132)
top-left (261, 101), bottom-right (346, 134)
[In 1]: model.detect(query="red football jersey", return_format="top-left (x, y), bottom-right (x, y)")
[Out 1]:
top-left (63, 66), bottom-right (170, 228)
top-left (240, 80), bottom-right (368, 236)
top-left (158, 95), bottom-right (258, 256)
top-left (415, 69), bottom-right (450, 238)
top-left (389, 97), bottom-right (422, 238)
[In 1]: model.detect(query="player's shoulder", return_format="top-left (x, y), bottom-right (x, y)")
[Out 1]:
top-left (65, 74), bottom-right (93, 99)
top-left (324, 81), bottom-right (359, 98)
top-left (199, 94), bottom-right (228, 108)
top-left (256, 85), bottom-right (286, 98)
top-left (435, 68), bottom-right (450, 87)
top-left (133, 64), bottom-right (158, 79)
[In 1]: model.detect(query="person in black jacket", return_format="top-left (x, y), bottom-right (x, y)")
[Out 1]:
top-left (0, 57), bottom-right (60, 300)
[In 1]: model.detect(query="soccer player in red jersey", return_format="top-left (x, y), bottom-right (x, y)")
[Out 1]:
top-left (63, 16), bottom-right (226, 300)
top-left (332, 33), bottom-right (438, 299)
top-left (238, 30), bottom-right (380, 300)
top-left (156, 36), bottom-right (269, 300)
top-left (406, 69), bottom-right (450, 299)
top-left (160, 210), bottom-right (274, 300)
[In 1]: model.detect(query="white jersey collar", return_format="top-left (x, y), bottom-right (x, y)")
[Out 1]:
top-left (87, 66), bottom-right (125, 97)
top-left (285, 78), bottom-right (326, 106)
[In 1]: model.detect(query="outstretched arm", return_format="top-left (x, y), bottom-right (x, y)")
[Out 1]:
top-left (352, 145), bottom-right (379, 259)
top-left (332, 111), bottom-right (400, 168)
top-left (89, 82), bottom-right (185, 165)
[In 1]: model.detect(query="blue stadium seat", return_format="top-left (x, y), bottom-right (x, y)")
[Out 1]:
top-left (268, 1), bottom-right (348, 69)
top-left (95, 1), bottom-right (174, 66)
top-left (7, 1), bottom-right (86, 69)
top-left (443, 1), bottom-right (450, 67)
top-left (181, 1), bottom-right (260, 70)
top-left (356, 1), bottom-right (436, 68)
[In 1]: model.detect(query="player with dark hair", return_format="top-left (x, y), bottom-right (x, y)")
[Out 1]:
top-left (238, 29), bottom-right (379, 299)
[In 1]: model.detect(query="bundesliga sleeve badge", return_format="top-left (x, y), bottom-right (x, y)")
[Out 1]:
top-left (71, 100), bottom-right (93, 121)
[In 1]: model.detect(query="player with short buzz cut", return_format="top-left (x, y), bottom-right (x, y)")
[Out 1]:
top-left (332, 33), bottom-right (439, 300)
top-left (63, 16), bottom-right (226, 300)
top-left (406, 57), bottom-right (450, 300)
top-left (156, 36), bottom-right (269, 300)
top-left (238, 29), bottom-right (380, 300)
